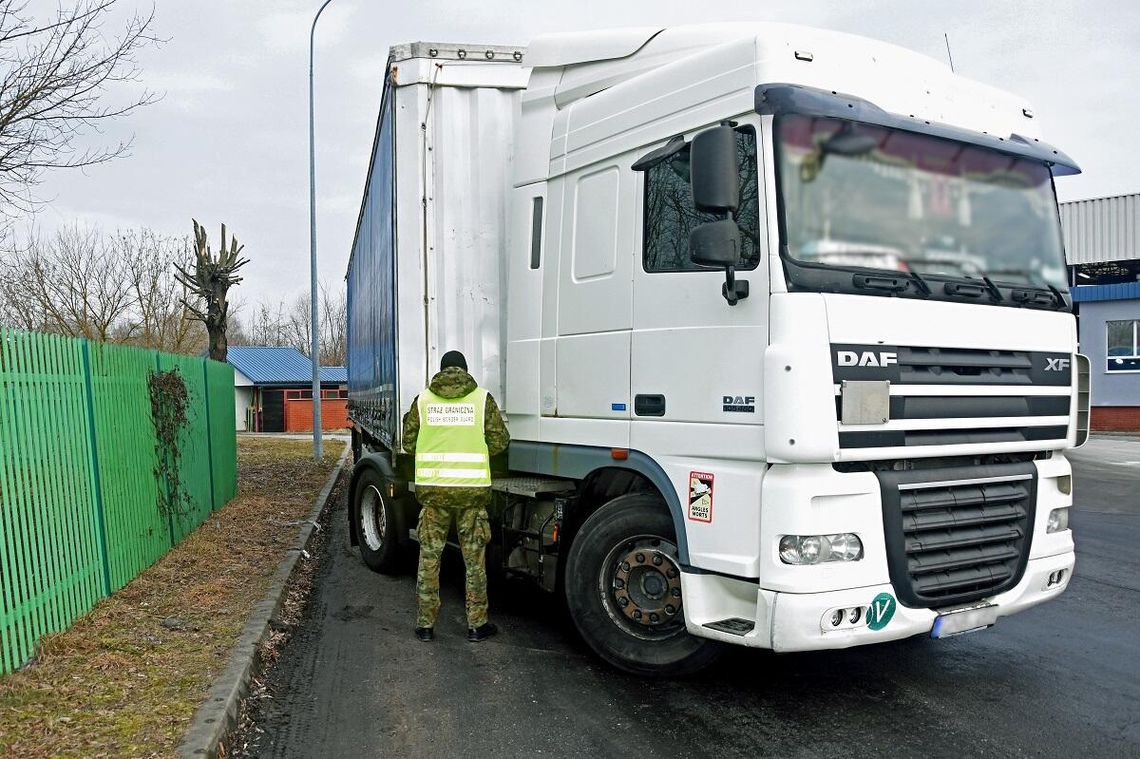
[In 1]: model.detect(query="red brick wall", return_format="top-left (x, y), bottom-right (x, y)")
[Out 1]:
top-left (1091, 406), bottom-right (1140, 432)
top-left (284, 398), bottom-right (349, 432)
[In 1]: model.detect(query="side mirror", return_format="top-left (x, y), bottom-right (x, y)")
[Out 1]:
top-left (690, 126), bottom-right (740, 213)
top-left (690, 219), bottom-right (749, 306)
top-left (690, 218), bottom-right (740, 267)
top-left (689, 125), bottom-right (749, 306)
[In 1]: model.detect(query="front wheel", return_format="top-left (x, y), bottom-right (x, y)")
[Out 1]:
top-left (564, 493), bottom-right (721, 676)
top-left (353, 469), bottom-right (401, 573)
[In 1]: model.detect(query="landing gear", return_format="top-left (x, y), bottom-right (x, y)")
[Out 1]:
top-left (564, 493), bottom-right (720, 676)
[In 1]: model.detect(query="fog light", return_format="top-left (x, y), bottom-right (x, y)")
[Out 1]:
top-left (831, 609), bottom-right (844, 627)
top-left (1056, 475), bottom-right (1072, 496)
top-left (779, 533), bottom-right (864, 564)
top-left (849, 607), bottom-right (862, 624)
top-left (1047, 507), bottom-right (1070, 533)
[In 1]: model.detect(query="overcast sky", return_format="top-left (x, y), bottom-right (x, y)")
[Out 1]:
top-left (30, 0), bottom-right (1140, 309)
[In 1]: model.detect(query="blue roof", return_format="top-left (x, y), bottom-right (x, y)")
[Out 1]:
top-left (1071, 282), bottom-right (1140, 303)
top-left (227, 346), bottom-right (346, 386)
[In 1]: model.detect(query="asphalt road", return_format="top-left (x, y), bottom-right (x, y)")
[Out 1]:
top-left (242, 437), bottom-right (1140, 758)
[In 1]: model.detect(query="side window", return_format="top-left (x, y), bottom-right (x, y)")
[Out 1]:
top-left (529, 197), bottom-right (544, 270)
top-left (643, 127), bottom-right (761, 272)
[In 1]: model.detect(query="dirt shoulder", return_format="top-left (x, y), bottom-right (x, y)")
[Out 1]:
top-left (0, 437), bottom-right (342, 759)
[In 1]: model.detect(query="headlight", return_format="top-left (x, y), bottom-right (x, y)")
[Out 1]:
top-left (779, 533), bottom-right (864, 564)
top-left (1047, 507), bottom-right (1070, 533)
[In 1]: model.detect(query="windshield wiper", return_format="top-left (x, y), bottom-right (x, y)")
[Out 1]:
top-left (981, 276), bottom-right (1004, 302)
top-left (906, 269), bottom-right (932, 297)
top-left (985, 268), bottom-right (1067, 309)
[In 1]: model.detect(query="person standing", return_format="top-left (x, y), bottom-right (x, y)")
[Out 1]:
top-left (402, 350), bottom-right (509, 642)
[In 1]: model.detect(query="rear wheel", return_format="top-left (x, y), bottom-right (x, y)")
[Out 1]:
top-left (564, 493), bottom-right (721, 676)
top-left (353, 469), bottom-right (401, 573)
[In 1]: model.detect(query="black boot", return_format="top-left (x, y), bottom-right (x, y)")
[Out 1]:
top-left (414, 626), bottom-right (434, 642)
top-left (467, 622), bottom-right (498, 642)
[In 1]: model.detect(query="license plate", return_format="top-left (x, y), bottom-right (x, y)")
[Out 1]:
top-left (931, 605), bottom-right (999, 639)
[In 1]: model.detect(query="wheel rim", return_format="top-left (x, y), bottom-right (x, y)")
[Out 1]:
top-left (599, 534), bottom-right (685, 640)
top-left (360, 484), bottom-right (386, 551)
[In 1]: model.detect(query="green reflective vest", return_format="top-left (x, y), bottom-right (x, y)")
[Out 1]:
top-left (414, 387), bottom-right (492, 488)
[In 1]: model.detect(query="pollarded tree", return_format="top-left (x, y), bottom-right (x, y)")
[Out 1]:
top-left (175, 219), bottom-right (248, 362)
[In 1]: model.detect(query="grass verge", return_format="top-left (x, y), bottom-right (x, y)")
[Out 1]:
top-left (0, 436), bottom-right (343, 758)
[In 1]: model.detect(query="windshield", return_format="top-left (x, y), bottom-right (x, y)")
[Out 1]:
top-left (774, 114), bottom-right (1068, 291)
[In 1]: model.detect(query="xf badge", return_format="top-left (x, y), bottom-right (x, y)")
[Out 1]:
top-left (1045, 357), bottom-right (1070, 372)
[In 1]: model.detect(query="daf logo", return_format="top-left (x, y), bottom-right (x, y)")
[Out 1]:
top-left (837, 350), bottom-right (898, 368)
top-left (1045, 357), bottom-right (1070, 372)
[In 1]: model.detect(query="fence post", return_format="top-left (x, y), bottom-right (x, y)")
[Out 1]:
top-left (80, 340), bottom-right (113, 598)
top-left (202, 358), bottom-right (217, 512)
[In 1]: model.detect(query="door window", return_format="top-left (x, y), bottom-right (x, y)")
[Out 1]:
top-left (643, 127), bottom-right (761, 273)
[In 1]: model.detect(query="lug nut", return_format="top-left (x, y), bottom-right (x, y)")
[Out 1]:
top-left (614, 578), bottom-right (625, 589)
top-left (671, 588), bottom-right (681, 597)
top-left (649, 613), bottom-right (659, 623)
top-left (621, 562), bottom-right (630, 572)
top-left (618, 597), bottom-right (629, 607)
top-left (666, 568), bottom-right (677, 579)
top-left (665, 605), bottom-right (675, 615)
top-left (633, 610), bottom-right (642, 619)
top-left (652, 555), bottom-right (663, 566)
top-left (636, 553), bottom-right (645, 563)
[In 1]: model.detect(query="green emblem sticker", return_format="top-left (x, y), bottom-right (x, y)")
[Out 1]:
top-left (867, 592), bottom-right (896, 631)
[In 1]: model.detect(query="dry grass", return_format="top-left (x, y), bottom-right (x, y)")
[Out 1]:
top-left (0, 437), bottom-right (344, 759)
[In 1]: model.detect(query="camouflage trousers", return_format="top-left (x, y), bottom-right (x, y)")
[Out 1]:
top-left (415, 496), bottom-right (492, 629)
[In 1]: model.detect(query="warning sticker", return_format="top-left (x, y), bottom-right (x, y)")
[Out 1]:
top-left (688, 472), bottom-right (714, 523)
top-left (425, 403), bottom-right (476, 427)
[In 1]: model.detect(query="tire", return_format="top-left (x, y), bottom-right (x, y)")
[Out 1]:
top-left (353, 468), bottom-right (401, 573)
top-left (564, 493), bottom-right (721, 677)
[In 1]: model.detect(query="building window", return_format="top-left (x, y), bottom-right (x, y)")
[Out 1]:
top-left (643, 126), bottom-right (761, 273)
top-left (1107, 319), bottom-right (1140, 371)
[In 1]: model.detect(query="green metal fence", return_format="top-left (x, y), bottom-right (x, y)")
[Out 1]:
top-left (0, 330), bottom-right (237, 674)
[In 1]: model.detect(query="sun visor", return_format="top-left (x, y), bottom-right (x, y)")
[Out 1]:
top-left (755, 83), bottom-right (1080, 176)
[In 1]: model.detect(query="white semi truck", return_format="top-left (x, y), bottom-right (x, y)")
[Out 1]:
top-left (344, 24), bottom-right (1088, 675)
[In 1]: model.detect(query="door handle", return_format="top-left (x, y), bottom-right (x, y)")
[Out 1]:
top-left (634, 394), bottom-right (666, 417)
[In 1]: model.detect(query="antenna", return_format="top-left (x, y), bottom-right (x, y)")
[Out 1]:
top-left (943, 32), bottom-right (956, 73)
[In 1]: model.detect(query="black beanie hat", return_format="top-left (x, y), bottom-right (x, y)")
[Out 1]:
top-left (440, 350), bottom-right (468, 372)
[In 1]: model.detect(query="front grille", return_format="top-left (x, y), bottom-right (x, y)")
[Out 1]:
top-left (839, 425), bottom-right (1069, 449)
top-left (875, 464), bottom-right (1036, 608)
top-left (895, 347), bottom-right (1036, 385)
top-left (832, 345), bottom-right (1071, 387)
top-left (832, 344), bottom-right (1073, 453)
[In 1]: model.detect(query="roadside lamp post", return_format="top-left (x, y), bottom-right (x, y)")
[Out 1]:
top-left (308, 0), bottom-right (334, 461)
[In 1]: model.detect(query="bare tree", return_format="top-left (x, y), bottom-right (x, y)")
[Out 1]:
top-left (0, 222), bottom-right (133, 340)
top-left (319, 281), bottom-right (347, 366)
top-left (284, 292), bottom-right (311, 357)
top-left (0, 223), bottom-right (210, 354)
top-left (236, 300), bottom-right (291, 349)
top-left (0, 1), bottom-right (159, 219)
top-left (118, 227), bottom-right (206, 353)
top-left (175, 220), bottom-right (248, 362)
top-left (233, 281), bottom-right (348, 366)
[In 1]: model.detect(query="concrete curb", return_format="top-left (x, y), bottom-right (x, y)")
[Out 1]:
top-left (177, 442), bottom-right (351, 759)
